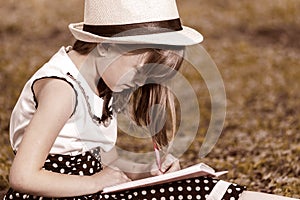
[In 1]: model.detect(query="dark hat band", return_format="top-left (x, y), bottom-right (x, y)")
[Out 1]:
top-left (83, 18), bottom-right (183, 37)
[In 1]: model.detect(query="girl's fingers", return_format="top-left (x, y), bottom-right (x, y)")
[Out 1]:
top-left (163, 159), bottom-right (180, 173)
top-left (150, 154), bottom-right (180, 176)
top-left (160, 154), bottom-right (180, 173)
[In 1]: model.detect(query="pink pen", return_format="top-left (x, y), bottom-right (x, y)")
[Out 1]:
top-left (153, 142), bottom-right (164, 174)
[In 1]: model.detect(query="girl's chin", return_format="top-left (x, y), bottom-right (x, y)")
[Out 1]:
top-left (111, 87), bottom-right (128, 93)
top-left (111, 85), bottom-right (134, 93)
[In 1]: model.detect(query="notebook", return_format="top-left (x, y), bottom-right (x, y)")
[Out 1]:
top-left (102, 163), bottom-right (227, 193)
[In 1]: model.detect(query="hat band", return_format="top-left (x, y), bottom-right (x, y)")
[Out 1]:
top-left (83, 18), bottom-right (182, 37)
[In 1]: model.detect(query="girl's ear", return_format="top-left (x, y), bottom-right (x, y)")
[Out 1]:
top-left (96, 43), bottom-right (110, 57)
top-left (96, 43), bottom-right (123, 59)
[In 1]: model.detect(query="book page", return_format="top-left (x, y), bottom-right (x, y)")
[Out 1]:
top-left (102, 163), bottom-right (227, 194)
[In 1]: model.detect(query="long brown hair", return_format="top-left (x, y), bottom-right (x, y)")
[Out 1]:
top-left (73, 40), bottom-right (184, 148)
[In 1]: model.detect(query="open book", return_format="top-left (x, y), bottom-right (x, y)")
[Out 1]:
top-left (102, 163), bottom-right (227, 194)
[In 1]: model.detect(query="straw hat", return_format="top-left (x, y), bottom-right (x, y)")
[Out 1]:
top-left (69, 0), bottom-right (203, 46)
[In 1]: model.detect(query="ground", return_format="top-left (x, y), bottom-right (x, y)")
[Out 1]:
top-left (0, 0), bottom-right (299, 198)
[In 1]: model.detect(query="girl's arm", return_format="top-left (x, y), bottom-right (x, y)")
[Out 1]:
top-left (105, 148), bottom-right (181, 180)
top-left (9, 78), bottom-right (130, 197)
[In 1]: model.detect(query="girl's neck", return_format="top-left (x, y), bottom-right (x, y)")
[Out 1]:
top-left (68, 50), bottom-right (100, 96)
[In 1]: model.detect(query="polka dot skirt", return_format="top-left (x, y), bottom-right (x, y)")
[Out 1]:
top-left (103, 177), bottom-right (246, 200)
top-left (4, 150), bottom-right (246, 200)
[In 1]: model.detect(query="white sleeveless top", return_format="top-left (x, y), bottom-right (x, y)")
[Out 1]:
top-left (10, 47), bottom-right (117, 155)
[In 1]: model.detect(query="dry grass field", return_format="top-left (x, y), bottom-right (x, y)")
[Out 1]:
top-left (0, 0), bottom-right (299, 198)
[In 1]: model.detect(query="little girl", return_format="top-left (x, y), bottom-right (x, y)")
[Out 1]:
top-left (4, 0), bottom-right (297, 199)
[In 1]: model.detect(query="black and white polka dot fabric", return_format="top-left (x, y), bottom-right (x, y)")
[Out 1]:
top-left (103, 177), bottom-right (245, 200)
top-left (4, 150), bottom-right (246, 200)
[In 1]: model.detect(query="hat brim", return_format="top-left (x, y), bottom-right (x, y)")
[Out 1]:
top-left (69, 22), bottom-right (203, 46)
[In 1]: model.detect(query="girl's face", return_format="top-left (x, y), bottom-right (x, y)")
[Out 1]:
top-left (101, 53), bottom-right (144, 92)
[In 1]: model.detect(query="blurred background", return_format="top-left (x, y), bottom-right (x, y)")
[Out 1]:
top-left (0, 0), bottom-right (299, 198)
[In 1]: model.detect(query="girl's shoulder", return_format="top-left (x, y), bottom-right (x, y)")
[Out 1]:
top-left (32, 77), bottom-right (76, 116)
top-left (33, 77), bottom-right (76, 99)
top-left (28, 47), bottom-right (79, 115)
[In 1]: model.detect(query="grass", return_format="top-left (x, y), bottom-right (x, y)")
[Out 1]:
top-left (0, 0), bottom-right (299, 198)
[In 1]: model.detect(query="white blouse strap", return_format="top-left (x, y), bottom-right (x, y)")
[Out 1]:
top-left (206, 180), bottom-right (231, 200)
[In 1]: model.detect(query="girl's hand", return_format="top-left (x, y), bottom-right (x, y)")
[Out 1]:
top-left (150, 154), bottom-right (181, 176)
top-left (93, 166), bottom-right (131, 190)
